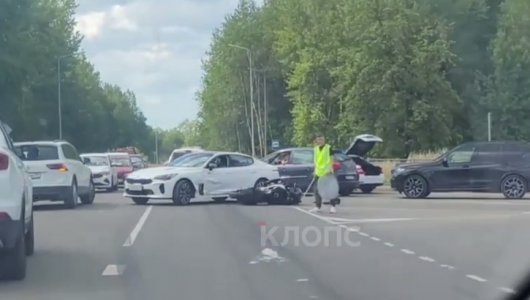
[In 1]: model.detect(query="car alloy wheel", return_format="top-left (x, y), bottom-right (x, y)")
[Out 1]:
top-left (501, 175), bottom-right (527, 199)
top-left (403, 175), bottom-right (428, 199)
top-left (174, 180), bottom-right (193, 205)
top-left (254, 178), bottom-right (268, 189)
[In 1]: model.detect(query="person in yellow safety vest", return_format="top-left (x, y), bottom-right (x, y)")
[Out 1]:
top-left (309, 133), bottom-right (339, 214)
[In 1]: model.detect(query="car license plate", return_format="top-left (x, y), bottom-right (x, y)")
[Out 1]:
top-left (128, 184), bottom-right (143, 191)
top-left (345, 176), bottom-right (355, 180)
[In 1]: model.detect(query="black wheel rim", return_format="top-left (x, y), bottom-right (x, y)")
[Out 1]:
top-left (177, 181), bottom-right (193, 204)
top-left (404, 176), bottom-right (424, 198)
top-left (503, 176), bottom-right (525, 198)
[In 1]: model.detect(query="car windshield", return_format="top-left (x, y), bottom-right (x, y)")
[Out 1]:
top-left (170, 153), bottom-right (214, 167)
top-left (17, 145), bottom-right (59, 160)
top-left (83, 156), bottom-right (109, 166)
top-left (110, 156), bottom-right (131, 166)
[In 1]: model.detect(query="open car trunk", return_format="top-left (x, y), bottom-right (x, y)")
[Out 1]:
top-left (345, 134), bottom-right (383, 175)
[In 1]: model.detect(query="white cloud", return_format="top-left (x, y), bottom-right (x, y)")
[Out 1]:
top-left (76, 0), bottom-right (241, 129)
top-left (76, 12), bottom-right (106, 40)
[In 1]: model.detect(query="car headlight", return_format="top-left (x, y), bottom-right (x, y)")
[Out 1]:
top-left (154, 173), bottom-right (178, 181)
top-left (392, 167), bottom-right (406, 175)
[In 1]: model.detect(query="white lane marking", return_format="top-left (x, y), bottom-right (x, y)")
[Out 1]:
top-left (359, 232), bottom-right (369, 237)
top-left (498, 287), bottom-right (516, 294)
top-left (440, 264), bottom-right (456, 270)
top-left (327, 217), bottom-right (417, 223)
top-left (294, 207), bottom-right (339, 224)
top-left (123, 205), bottom-right (153, 247)
top-left (401, 249), bottom-right (415, 255)
top-left (384, 242), bottom-right (395, 247)
top-left (370, 237), bottom-right (381, 241)
top-left (419, 256), bottom-right (435, 262)
top-left (296, 278), bottom-right (309, 282)
top-left (466, 274), bottom-right (487, 282)
top-left (102, 264), bottom-right (126, 276)
top-left (523, 211), bottom-right (530, 214)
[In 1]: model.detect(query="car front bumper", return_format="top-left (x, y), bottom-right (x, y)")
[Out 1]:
top-left (92, 174), bottom-right (112, 188)
top-left (123, 179), bottom-right (173, 199)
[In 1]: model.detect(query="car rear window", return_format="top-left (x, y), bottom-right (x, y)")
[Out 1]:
top-left (17, 145), bottom-right (59, 160)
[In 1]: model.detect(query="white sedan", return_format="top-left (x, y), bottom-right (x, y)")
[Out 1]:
top-left (124, 151), bottom-right (279, 205)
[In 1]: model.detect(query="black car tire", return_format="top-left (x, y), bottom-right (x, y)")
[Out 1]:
top-left (403, 175), bottom-right (430, 199)
top-left (1, 223), bottom-right (27, 280)
top-left (172, 179), bottom-right (194, 206)
top-left (213, 197), bottom-right (227, 202)
top-left (360, 186), bottom-right (376, 194)
top-left (132, 197), bottom-right (149, 205)
top-left (25, 216), bottom-right (34, 256)
top-left (80, 180), bottom-right (95, 204)
top-left (501, 174), bottom-right (527, 199)
top-left (64, 180), bottom-right (78, 209)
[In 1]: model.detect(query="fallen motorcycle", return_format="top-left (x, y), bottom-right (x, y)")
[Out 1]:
top-left (229, 178), bottom-right (303, 205)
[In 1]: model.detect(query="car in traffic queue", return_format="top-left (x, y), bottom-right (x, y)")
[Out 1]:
top-left (0, 121), bottom-right (34, 280)
top-left (130, 154), bottom-right (147, 170)
top-left (263, 147), bottom-right (359, 196)
top-left (343, 134), bottom-right (385, 194)
top-left (164, 147), bottom-right (204, 165)
top-left (124, 151), bottom-right (280, 205)
top-left (80, 153), bottom-right (119, 192)
top-left (15, 141), bottom-right (95, 208)
top-left (108, 152), bottom-right (134, 186)
top-left (391, 141), bottom-right (530, 199)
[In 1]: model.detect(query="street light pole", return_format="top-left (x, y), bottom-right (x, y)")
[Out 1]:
top-left (155, 131), bottom-right (159, 164)
top-left (57, 55), bottom-right (70, 140)
top-left (228, 44), bottom-right (255, 157)
top-left (487, 112), bottom-right (492, 142)
top-left (57, 57), bottom-right (62, 140)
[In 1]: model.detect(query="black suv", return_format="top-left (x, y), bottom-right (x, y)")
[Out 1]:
top-left (391, 141), bottom-right (530, 199)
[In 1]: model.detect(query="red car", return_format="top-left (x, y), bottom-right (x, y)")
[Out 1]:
top-left (108, 152), bottom-right (134, 186)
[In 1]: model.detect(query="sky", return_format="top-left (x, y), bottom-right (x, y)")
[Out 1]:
top-left (75, 0), bottom-right (241, 129)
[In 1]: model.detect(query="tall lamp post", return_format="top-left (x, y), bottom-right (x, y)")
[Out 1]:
top-left (228, 44), bottom-right (255, 157)
top-left (57, 55), bottom-right (71, 140)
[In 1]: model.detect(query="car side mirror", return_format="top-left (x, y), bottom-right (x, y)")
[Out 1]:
top-left (442, 157), bottom-right (449, 167)
top-left (207, 163), bottom-right (217, 170)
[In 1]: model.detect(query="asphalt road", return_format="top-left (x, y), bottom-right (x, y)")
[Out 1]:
top-left (2, 188), bottom-right (530, 300)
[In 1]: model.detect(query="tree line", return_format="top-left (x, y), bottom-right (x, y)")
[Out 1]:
top-left (194, 0), bottom-right (530, 158)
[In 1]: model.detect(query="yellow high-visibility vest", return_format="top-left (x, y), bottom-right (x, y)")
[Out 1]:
top-left (314, 144), bottom-right (332, 177)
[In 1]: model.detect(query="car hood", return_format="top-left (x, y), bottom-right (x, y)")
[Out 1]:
top-left (127, 166), bottom-right (195, 179)
top-left (344, 134), bottom-right (383, 157)
top-left (89, 166), bottom-right (111, 174)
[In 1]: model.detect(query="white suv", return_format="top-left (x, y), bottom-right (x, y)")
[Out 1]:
top-left (0, 121), bottom-right (34, 280)
top-left (15, 141), bottom-right (95, 208)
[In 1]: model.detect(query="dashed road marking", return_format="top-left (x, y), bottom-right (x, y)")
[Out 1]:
top-left (102, 264), bottom-right (126, 276)
top-left (440, 264), bottom-right (456, 270)
top-left (359, 232), bottom-right (369, 237)
top-left (419, 256), bottom-right (435, 262)
top-left (401, 249), bottom-right (415, 255)
top-left (123, 205), bottom-right (153, 247)
top-left (296, 278), bottom-right (309, 282)
top-left (384, 242), bottom-right (395, 247)
top-left (370, 237), bottom-right (381, 241)
top-left (466, 274), bottom-right (487, 283)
